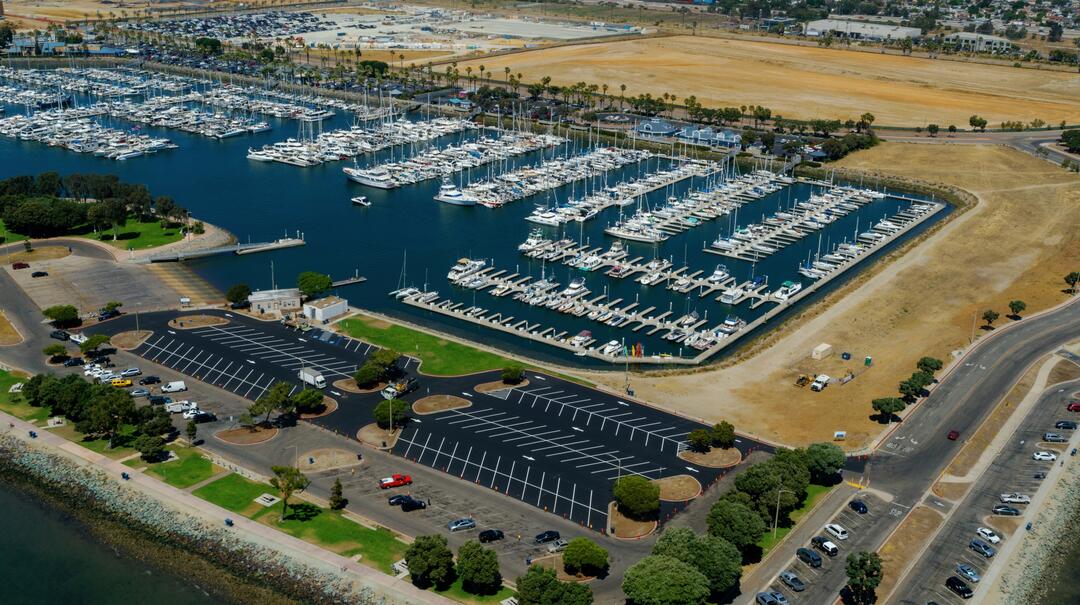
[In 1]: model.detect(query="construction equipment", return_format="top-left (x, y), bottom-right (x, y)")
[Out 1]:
top-left (795, 374), bottom-right (810, 388)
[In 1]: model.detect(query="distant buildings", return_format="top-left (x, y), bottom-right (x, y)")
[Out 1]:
top-left (248, 288), bottom-right (301, 316)
top-left (943, 32), bottom-right (1018, 54)
top-left (805, 19), bottom-right (922, 41)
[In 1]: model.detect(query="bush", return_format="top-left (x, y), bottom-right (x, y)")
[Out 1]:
top-left (353, 362), bottom-right (383, 388)
top-left (456, 540), bottom-right (502, 594)
top-left (613, 475), bottom-right (660, 519)
top-left (687, 428), bottom-right (712, 453)
top-left (623, 555), bottom-right (709, 605)
top-left (373, 399), bottom-right (407, 429)
top-left (501, 364), bottom-right (525, 384)
top-left (563, 537), bottom-right (609, 576)
top-left (516, 566), bottom-right (592, 605)
top-left (710, 421), bottom-right (735, 448)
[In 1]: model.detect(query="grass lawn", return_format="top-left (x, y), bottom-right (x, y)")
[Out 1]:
top-left (134, 446), bottom-right (224, 489)
top-left (193, 472), bottom-right (273, 514)
top-left (79, 220), bottom-right (184, 251)
top-left (48, 422), bottom-right (139, 459)
top-left (434, 577), bottom-right (515, 605)
top-left (0, 218), bottom-right (26, 244)
top-left (0, 370), bottom-right (50, 423)
top-left (757, 483), bottom-right (834, 555)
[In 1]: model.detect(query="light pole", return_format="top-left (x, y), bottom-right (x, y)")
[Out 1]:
top-left (772, 486), bottom-right (794, 539)
top-left (286, 444), bottom-right (299, 470)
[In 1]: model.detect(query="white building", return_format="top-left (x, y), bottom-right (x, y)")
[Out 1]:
top-left (805, 19), bottom-right (921, 41)
top-left (943, 32), bottom-right (1017, 54)
top-left (248, 288), bottom-right (301, 316)
top-left (303, 296), bottom-right (348, 323)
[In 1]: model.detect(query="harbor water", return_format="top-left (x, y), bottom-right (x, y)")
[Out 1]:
top-left (0, 83), bottom-right (945, 366)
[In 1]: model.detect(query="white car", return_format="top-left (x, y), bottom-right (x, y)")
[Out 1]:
top-left (825, 523), bottom-right (849, 540)
top-left (83, 364), bottom-right (101, 375)
top-left (1033, 451), bottom-right (1058, 461)
top-left (181, 407), bottom-right (203, 419)
top-left (976, 527), bottom-right (1001, 544)
top-left (999, 493), bottom-right (1031, 504)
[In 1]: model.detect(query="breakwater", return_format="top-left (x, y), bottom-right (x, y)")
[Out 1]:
top-left (0, 432), bottom-right (374, 605)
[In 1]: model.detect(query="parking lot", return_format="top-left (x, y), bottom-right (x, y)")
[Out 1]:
top-left (893, 383), bottom-right (1080, 605)
top-left (758, 492), bottom-right (890, 603)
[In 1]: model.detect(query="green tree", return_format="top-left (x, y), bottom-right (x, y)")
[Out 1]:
top-left (563, 537), bottom-right (609, 576)
top-left (706, 498), bottom-right (766, 550)
top-left (297, 271), bottom-right (332, 297)
top-left (982, 309), bottom-right (1000, 327)
top-left (226, 283), bottom-right (251, 304)
top-left (501, 364), bottom-right (525, 384)
top-left (404, 535), bottom-right (456, 589)
top-left (1062, 131), bottom-right (1080, 154)
top-left (805, 442), bottom-right (846, 483)
top-left (269, 465), bottom-right (310, 520)
top-left (329, 477), bottom-right (347, 510)
top-left (456, 540), bottom-right (502, 594)
top-left (132, 434), bottom-right (165, 461)
top-left (688, 428), bottom-right (712, 453)
top-left (373, 398), bottom-right (407, 430)
top-left (102, 301), bottom-right (123, 313)
top-left (238, 411), bottom-right (256, 430)
top-left (257, 381), bottom-right (294, 422)
top-left (76, 387), bottom-right (136, 447)
top-left (652, 527), bottom-right (741, 594)
top-left (1008, 300), bottom-right (1026, 317)
top-left (43, 343), bottom-right (68, 360)
top-left (711, 420), bottom-right (735, 448)
top-left (516, 566), bottom-right (593, 605)
top-left (845, 551), bottom-right (883, 605)
top-left (185, 419), bottom-right (198, 444)
top-left (622, 555), bottom-right (709, 605)
top-left (43, 304), bottom-right (79, 326)
top-left (613, 475), bottom-right (660, 519)
top-left (79, 334), bottom-right (111, 355)
top-left (353, 362), bottom-right (382, 387)
top-left (292, 388), bottom-right (325, 414)
top-left (916, 357), bottom-right (943, 374)
top-left (898, 379), bottom-right (921, 401)
top-left (969, 115), bottom-right (988, 131)
top-left (872, 397), bottom-right (906, 422)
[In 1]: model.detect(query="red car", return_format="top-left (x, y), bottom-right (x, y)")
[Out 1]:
top-left (947, 430), bottom-right (960, 441)
top-left (12, 262), bottom-right (29, 270)
top-left (379, 474), bottom-right (412, 489)
top-left (1068, 402), bottom-right (1080, 412)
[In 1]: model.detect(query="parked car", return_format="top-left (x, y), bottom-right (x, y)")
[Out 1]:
top-left (1033, 451), bottom-right (1058, 461)
top-left (191, 411), bottom-right (216, 423)
top-left (947, 429), bottom-right (960, 441)
top-left (969, 538), bottom-right (996, 558)
top-left (1055, 420), bottom-right (1077, 430)
top-left (1067, 401), bottom-right (1080, 412)
top-left (401, 497), bottom-right (427, 512)
top-left (848, 499), bottom-right (868, 514)
top-left (12, 261), bottom-right (29, 269)
top-left (999, 493), bottom-right (1030, 504)
top-left (1034, 471), bottom-right (1048, 479)
top-left (976, 527), bottom-right (1001, 544)
top-left (825, 523), bottom-right (849, 540)
top-left (796, 547), bottom-right (822, 568)
top-left (956, 563), bottom-right (981, 583)
top-left (447, 518), bottom-right (476, 532)
top-left (148, 396), bottom-right (172, 406)
top-left (379, 474), bottom-right (413, 489)
top-left (1043, 432), bottom-right (1067, 443)
top-left (546, 539), bottom-right (569, 553)
top-left (139, 376), bottom-right (161, 385)
top-left (49, 330), bottom-right (69, 341)
top-left (388, 494), bottom-right (410, 506)
top-left (161, 380), bottom-right (187, 393)
top-left (534, 530), bottom-right (560, 544)
top-left (130, 388), bottom-right (150, 398)
top-left (992, 505), bottom-right (1021, 516)
top-left (98, 309), bottom-right (120, 320)
top-left (755, 593), bottom-right (779, 605)
top-left (779, 570), bottom-right (805, 592)
top-left (478, 529), bottom-right (504, 543)
top-left (811, 536), bottom-right (839, 556)
top-left (31, 271), bottom-right (48, 278)
top-left (120, 367), bottom-right (142, 377)
top-left (946, 576), bottom-right (974, 599)
top-left (63, 357), bottom-right (84, 367)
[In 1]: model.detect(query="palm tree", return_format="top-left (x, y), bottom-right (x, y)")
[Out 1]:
top-left (504, 66), bottom-right (511, 83)
top-left (619, 83), bottom-right (626, 110)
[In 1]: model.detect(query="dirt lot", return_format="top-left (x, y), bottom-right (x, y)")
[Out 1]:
top-left (412, 395), bottom-right (471, 415)
top-left (459, 36), bottom-right (1080, 126)
top-left (216, 426), bottom-right (279, 445)
top-left (169, 315), bottom-right (229, 330)
top-left (653, 474), bottom-right (702, 501)
top-left (0, 246), bottom-right (70, 264)
top-left (677, 447), bottom-right (741, 468)
top-left (586, 144), bottom-right (1080, 448)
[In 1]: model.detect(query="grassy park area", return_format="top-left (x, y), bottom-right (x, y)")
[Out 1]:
top-left (434, 577), bottom-right (516, 605)
top-left (193, 472), bottom-right (272, 514)
top-left (131, 446), bottom-right (224, 489)
top-left (0, 369), bottom-right (49, 423)
top-left (0, 218), bottom-right (26, 244)
top-left (48, 422), bottom-right (139, 459)
top-left (78, 219), bottom-right (185, 250)
top-left (756, 483), bottom-right (834, 555)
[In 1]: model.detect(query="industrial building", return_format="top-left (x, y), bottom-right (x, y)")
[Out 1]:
top-left (805, 19), bottom-right (922, 41)
top-left (943, 32), bottom-right (1018, 54)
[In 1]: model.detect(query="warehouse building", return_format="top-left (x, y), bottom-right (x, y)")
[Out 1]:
top-left (943, 32), bottom-right (1017, 54)
top-left (805, 19), bottom-right (921, 41)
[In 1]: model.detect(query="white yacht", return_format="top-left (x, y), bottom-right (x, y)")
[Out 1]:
top-left (344, 166), bottom-right (397, 189)
top-left (447, 258), bottom-right (486, 283)
top-left (773, 280), bottom-right (802, 301)
top-left (434, 181), bottom-right (479, 206)
top-left (707, 265), bottom-right (730, 283)
top-left (351, 196), bottom-right (371, 207)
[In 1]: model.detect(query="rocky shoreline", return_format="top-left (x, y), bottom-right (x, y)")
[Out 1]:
top-left (0, 433), bottom-right (375, 605)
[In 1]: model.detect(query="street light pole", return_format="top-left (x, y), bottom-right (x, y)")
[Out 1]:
top-left (773, 486), bottom-right (794, 539)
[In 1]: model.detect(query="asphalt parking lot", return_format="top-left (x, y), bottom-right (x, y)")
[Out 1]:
top-left (4, 254), bottom-right (180, 313)
top-left (892, 382), bottom-right (1080, 605)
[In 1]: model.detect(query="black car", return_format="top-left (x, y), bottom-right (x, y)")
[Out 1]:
top-left (63, 357), bottom-right (84, 367)
top-left (31, 271), bottom-right (48, 278)
top-left (479, 529), bottom-right (505, 543)
top-left (139, 376), bottom-right (162, 385)
top-left (388, 494), bottom-right (410, 506)
top-left (49, 330), bottom-right (69, 341)
top-left (849, 499), bottom-right (868, 514)
top-left (401, 497), bottom-right (427, 512)
top-left (796, 547), bottom-right (821, 568)
top-left (229, 300), bottom-right (251, 310)
top-left (1055, 420), bottom-right (1077, 430)
top-left (992, 505), bottom-right (1021, 516)
top-left (534, 530), bottom-right (561, 544)
top-left (98, 309), bottom-right (120, 320)
top-left (945, 576), bottom-right (973, 599)
top-left (148, 396), bottom-right (172, 406)
top-left (1034, 471), bottom-right (1048, 479)
top-left (192, 411), bottom-right (217, 423)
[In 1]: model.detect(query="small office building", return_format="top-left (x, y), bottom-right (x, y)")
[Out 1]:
top-left (303, 296), bottom-right (348, 323)
top-left (248, 288), bottom-right (301, 316)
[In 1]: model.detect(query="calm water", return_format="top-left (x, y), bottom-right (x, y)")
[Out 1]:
top-left (0, 90), bottom-right (940, 366)
top-left (0, 481), bottom-right (218, 605)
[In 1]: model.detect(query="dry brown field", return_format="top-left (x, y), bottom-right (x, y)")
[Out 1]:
top-left (459, 36), bottom-right (1080, 126)
top-left (585, 144), bottom-right (1080, 448)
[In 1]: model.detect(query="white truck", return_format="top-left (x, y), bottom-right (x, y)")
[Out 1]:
top-left (298, 368), bottom-right (326, 389)
top-left (810, 375), bottom-right (831, 392)
top-left (165, 400), bottom-right (197, 414)
top-left (162, 380), bottom-right (187, 393)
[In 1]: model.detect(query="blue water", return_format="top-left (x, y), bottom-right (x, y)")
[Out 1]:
top-left (0, 91), bottom-right (941, 366)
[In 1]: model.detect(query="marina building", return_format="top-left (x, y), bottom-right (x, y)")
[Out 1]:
top-left (303, 296), bottom-right (349, 323)
top-left (943, 32), bottom-right (1018, 54)
top-left (804, 19), bottom-right (922, 41)
top-left (248, 288), bottom-right (301, 316)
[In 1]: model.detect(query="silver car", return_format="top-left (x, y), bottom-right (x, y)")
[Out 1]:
top-left (447, 518), bottom-right (476, 532)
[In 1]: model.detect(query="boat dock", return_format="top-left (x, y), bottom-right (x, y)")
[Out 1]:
top-left (142, 238), bottom-right (305, 263)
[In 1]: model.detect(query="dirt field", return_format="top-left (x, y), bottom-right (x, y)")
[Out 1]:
top-left (653, 475), bottom-right (702, 501)
top-left (459, 36), bottom-right (1080, 126)
top-left (586, 144), bottom-right (1080, 448)
top-left (475, 379), bottom-right (529, 393)
top-left (111, 330), bottom-right (152, 350)
top-left (215, 426), bottom-right (278, 445)
top-left (412, 395), bottom-right (471, 415)
top-left (0, 246), bottom-right (70, 264)
top-left (677, 447), bottom-right (741, 468)
top-left (169, 315), bottom-right (229, 330)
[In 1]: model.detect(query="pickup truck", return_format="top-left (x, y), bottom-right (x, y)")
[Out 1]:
top-left (810, 375), bottom-right (831, 392)
top-left (165, 400), bottom-right (198, 414)
top-left (999, 493), bottom-right (1031, 504)
top-left (381, 377), bottom-right (419, 400)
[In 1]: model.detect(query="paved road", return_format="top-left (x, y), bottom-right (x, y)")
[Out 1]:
top-left (740, 296), bottom-right (1080, 604)
top-left (880, 129), bottom-right (1075, 165)
top-left (889, 379), bottom-right (1080, 605)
